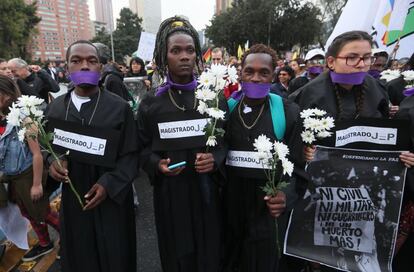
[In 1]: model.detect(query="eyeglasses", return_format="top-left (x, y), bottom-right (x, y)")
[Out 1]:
top-left (308, 59), bottom-right (325, 65)
top-left (336, 55), bottom-right (376, 66)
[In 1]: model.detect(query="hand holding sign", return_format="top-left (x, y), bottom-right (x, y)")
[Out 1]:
top-left (400, 151), bottom-right (414, 168)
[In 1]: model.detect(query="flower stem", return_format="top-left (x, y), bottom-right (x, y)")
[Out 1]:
top-left (38, 125), bottom-right (84, 209)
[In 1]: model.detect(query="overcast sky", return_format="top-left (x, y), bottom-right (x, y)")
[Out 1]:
top-left (87, 0), bottom-right (215, 30)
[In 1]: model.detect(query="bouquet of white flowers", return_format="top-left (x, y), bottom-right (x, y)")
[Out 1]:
top-left (7, 95), bottom-right (84, 209)
top-left (402, 70), bottom-right (414, 89)
top-left (253, 134), bottom-right (293, 257)
top-left (196, 64), bottom-right (238, 150)
top-left (300, 108), bottom-right (335, 146)
top-left (380, 69), bottom-right (401, 82)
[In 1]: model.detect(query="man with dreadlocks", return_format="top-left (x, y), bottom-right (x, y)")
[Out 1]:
top-left (137, 17), bottom-right (226, 272)
top-left (223, 44), bottom-right (307, 272)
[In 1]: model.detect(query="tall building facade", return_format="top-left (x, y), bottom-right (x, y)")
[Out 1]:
top-left (129, 0), bottom-right (161, 34)
top-left (27, 0), bottom-right (92, 62)
top-left (215, 0), bottom-right (234, 15)
top-left (94, 0), bottom-right (114, 31)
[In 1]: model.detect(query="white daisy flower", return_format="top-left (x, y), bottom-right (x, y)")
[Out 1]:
top-left (198, 72), bottom-right (215, 88)
top-left (206, 135), bottom-right (217, 146)
top-left (300, 108), bottom-right (316, 119)
top-left (6, 106), bottom-right (21, 127)
top-left (206, 108), bottom-right (225, 120)
top-left (301, 130), bottom-right (316, 144)
top-left (253, 134), bottom-right (273, 153)
top-left (227, 66), bottom-right (238, 83)
top-left (401, 70), bottom-right (414, 81)
top-left (195, 87), bottom-right (216, 101)
top-left (380, 69), bottom-right (401, 82)
top-left (210, 64), bottom-right (228, 79)
top-left (320, 116), bottom-right (335, 130)
top-left (17, 128), bottom-right (27, 142)
top-left (215, 78), bottom-right (227, 90)
top-left (273, 141), bottom-right (289, 159)
top-left (313, 108), bottom-right (327, 116)
top-left (197, 100), bottom-right (208, 115)
top-left (281, 158), bottom-right (294, 176)
top-left (317, 131), bottom-right (332, 139)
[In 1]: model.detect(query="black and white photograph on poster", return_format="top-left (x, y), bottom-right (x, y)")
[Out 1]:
top-left (285, 146), bottom-right (407, 272)
top-left (123, 76), bottom-right (148, 106)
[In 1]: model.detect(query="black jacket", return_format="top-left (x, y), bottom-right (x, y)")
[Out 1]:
top-left (17, 69), bottom-right (60, 103)
top-left (101, 65), bottom-right (133, 102)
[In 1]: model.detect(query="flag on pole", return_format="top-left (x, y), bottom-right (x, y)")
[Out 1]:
top-left (327, 0), bottom-right (414, 58)
top-left (203, 48), bottom-right (212, 63)
top-left (237, 45), bottom-right (244, 60)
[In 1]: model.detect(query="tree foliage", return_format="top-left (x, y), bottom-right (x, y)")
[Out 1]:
top-left (316, 0), bottom-right (347, 48)
top-left (206, 0), bottom-right (322, 54)
top-left (0, 0), bottom-right (41, 60)
top-left (91, 8), bottom-right (143, 62)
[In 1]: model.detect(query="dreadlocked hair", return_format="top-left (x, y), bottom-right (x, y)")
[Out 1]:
top-left (241, 44), bottom-right (278, 70)
top-left (153, 16), bottom-right (203, 79)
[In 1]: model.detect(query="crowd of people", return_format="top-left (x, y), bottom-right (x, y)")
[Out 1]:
top-left (0, 15), bottom-right (414, 272)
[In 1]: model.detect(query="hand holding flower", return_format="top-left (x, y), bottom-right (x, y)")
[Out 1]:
top-left (195, 153), bottom-right (215, 173)
top-left (264, 191), bottom-right (286, 218)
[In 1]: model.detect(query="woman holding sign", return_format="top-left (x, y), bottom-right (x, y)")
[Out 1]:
top-left (137, 17), bottom-right (226, 272)
top-left (298, 31), bottom-right (414, 271)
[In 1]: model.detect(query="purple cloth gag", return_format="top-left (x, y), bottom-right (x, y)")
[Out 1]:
top-left (308, 66), bottom-right (324, 75)
top-left (240, 82), bottom-right (271, 99)
top-left (368, 69), bottom-right (381, 79)
top-left (69, 71), bottom-right (100, 86)
top-left (404, 87), bottom-right (414, 97)
top-left (330, 71), bottom-right (367, 85)
top-left (156, 74), bottom-right (198, 96)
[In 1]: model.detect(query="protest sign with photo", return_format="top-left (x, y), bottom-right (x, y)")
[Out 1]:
top-left (285, 118), bottom-right (410, 272)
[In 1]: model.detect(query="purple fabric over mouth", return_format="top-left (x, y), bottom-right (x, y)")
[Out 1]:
top-left (239, 82), bottom-right (271, 99)
top-left (403, 87), bottom-right (414, 97)
top-left (308, 66), bottom-right (324, 75)
top-left (330, 71), bottom-right (367, 85)
top-left (368, 69), bottom-right (381, 79)
top-left (156, 74), bottom-right (197, 96)
top-left (69, 71), bottom-right (100, 86)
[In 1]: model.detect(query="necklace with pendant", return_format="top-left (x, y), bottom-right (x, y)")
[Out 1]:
top-left (168, 89), bottom-right (196, 111)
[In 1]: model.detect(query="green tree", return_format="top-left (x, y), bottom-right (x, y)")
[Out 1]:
top-left (91, 8), bottom-right (143, 62)
top-left (0, 0), bottom-right (41, 60)
top-left (206, 0), bottom-right (322, 54)
top-left (316, 0), bottom-right (347, 48)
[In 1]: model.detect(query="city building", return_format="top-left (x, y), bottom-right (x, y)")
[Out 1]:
top-left (215, 0), bottom-right (234, 15)
top-left (94, 0), bottom-right (114, 31)
top-left (26, 0), bottom-right (92, 62)
top-left (91, 20), bottom-right (107, 37)
top-left (129, 0), bottom-right (161, 34)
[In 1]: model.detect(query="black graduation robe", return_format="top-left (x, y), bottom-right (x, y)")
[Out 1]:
top-left (46, 89), bottom-right (139, 272)
top-left (137, 89), bottom-right (227, 272)
top-left (223, 96), bottom-right (306, 272)
top-left (393, 95), bottom-right (414, 272)
top-left (296, 72), bottom-right (390, 272)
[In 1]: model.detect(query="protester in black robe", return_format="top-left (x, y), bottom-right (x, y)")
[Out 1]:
top-left (387, 53), bottom-right (414, 107)
top-left (223, 44), bottom-right (307, 272)
top-left (137, 17), bottom-right (226, 272)
top-left (46, 40), bottom-right (138, 272)
top-left (392, 92), bottom-right (414, 271)
top-left (298, 31), bottom-right (402, 272)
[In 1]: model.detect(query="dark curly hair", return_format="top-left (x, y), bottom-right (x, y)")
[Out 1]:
top-left (153, 16), bottom-right (203, 79)
top-left (241, 44), bottom-right (278, 70)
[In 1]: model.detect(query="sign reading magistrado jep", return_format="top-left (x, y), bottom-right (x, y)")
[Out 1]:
top-left (335, 126), bottom-right (397, 147)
